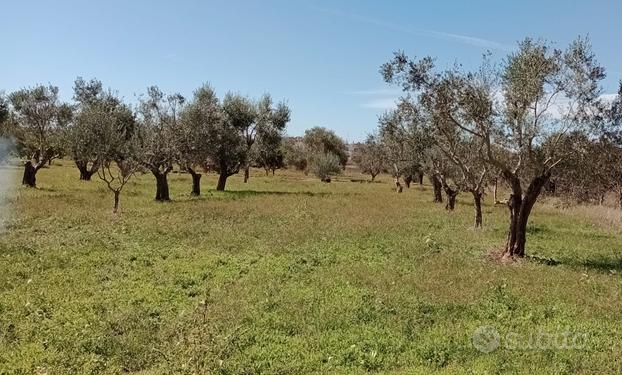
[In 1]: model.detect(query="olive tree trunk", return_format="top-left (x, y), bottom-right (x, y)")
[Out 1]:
top-left (113, 190), bottom-right (120, 213)
top-left (22, 161), bottom-right (38, 187)
top-left (503, 172), bottom-right (550, 258)
top-left (188, 168), bottom-right (202, 196)
top-left (76, 160), bottom-right (99, 181)
top-left (473, 191), bottom-right (483, 228)
top-left (404, 175), bottom-right (412, 188)
top-left (243, 165), bottom-right (250, 183)
top-left (153, 170), bottom-right (171, 201)
top-left (444, 187), bottom-right (458, 210)
top-left (431, 174), bottom-right (443, 203)
top-left (216, 171), bottom-right (228, 191)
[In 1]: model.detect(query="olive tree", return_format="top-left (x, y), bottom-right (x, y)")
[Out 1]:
top-left (382, 36), bottom-right (606, 257)
top-left (354, 133), bottom-right (386, 181)
top-left (178, 84), bottom-right (220, 196)
top-left (255, 126), bottom-right (285, 175)
top-left (95, 112), bottom-right (140, 213)
top-left (403, 92), bottom-right (490, 225)
top-left (377, 109), bottom-right (433, 196)
top-left (208, 93), bottom-right (247, 191)
top-left (9, 85), bottom-right (72, 187)
top-left (138, 86), bottom-right (184, 201)
top-left (69, 78), bottom-right (135, 181)
top-left (224, 94), bottom-right (290, 183)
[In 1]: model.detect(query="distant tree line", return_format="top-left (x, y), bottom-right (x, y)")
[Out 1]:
top-left (0, 80), bottom-right (296, 212)
top-left (0, 80), bottom-right (356, 213)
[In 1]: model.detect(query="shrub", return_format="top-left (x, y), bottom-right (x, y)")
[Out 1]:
top-left (309, 152), bottom-right (341, 182)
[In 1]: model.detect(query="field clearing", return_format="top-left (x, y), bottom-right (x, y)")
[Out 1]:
top-left (1, 161), bottom-right (622, 374)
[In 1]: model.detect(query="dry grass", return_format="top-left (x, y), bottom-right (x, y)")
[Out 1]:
top-left (555, 204), bottom-right (622, 232)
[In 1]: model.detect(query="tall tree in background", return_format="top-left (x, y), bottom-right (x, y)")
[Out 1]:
top-left (70, 78), bottom-right (135, 181)
top-left (138, 86), bottom-right (184, 201)
top-left (222, 94), bottom-right (255, 183)
top-left (94, 106), bottom-right (140, 214)
top-left (353, 133), bottom-right (386, 181)
top-left (224, 94), bottom-right (290, 183)
top-left (178, 84), bottom-right (220, 196)
top-left (9, 85), bottom-right (72, 187)
top-left (377, 109), bottom-right (431, 195)
top-left (255, 126), bottom-right (285, 175)
top-left (208, 93), bottom-right (247, 191)
top-left (382, 36), bottom-right (606, 257)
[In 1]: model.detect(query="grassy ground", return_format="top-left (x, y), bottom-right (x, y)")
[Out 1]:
top-left (1, 161), bottom-right (621, 374)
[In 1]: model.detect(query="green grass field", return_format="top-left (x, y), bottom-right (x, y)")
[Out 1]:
top-left (1, 161), bottom-right (621, 374)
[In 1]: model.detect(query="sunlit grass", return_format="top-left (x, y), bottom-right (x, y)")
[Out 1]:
top-left (1, 161), bottom-right (621, 374)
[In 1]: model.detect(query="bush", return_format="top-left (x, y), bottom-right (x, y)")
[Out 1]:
top-left (309, 152), bottom-right (341, 182)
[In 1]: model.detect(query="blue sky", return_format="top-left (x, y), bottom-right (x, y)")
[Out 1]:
top-left (2, 0), bottom-right (621, 141)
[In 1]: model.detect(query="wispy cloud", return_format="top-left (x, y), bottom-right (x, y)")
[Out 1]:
top-left (313, 6), bottom-right (514, 52)
top-left (362, 97), bottom-right (398, 110)
top-left (349, 88), bottom-right (399, 110)
top-left (345, 88), bottom-right (402, 96)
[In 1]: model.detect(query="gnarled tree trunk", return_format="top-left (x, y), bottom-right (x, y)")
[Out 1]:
top-left (216, 171), bottom-right (228, 191)
top-left (431, 174), bottom-right (443, 203)
top-left (444, 186), bottom-right (458, 210)
top-left (153, 170), bottom-right (171, 201)
top-left (188, 168), bottom-right (202, 196)
top-left (404, 175), bottom-right (412, 188)
top-left (503, 172), bottom-right (550, 258)
top-left (76, 160), bottom-right (99, 181)
top-left (22, 161), bottom-right (38, 187)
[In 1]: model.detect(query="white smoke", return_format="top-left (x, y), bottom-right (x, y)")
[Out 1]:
top-left (0, 137), bottom-right (18, 233)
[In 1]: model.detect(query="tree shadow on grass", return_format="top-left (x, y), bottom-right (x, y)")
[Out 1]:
top-left (527, 253), bottom-right (622, 273)
top-left (349, 178), bottom-right (383, 184)
top-left (564, 256), bottom-right (622, 273)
